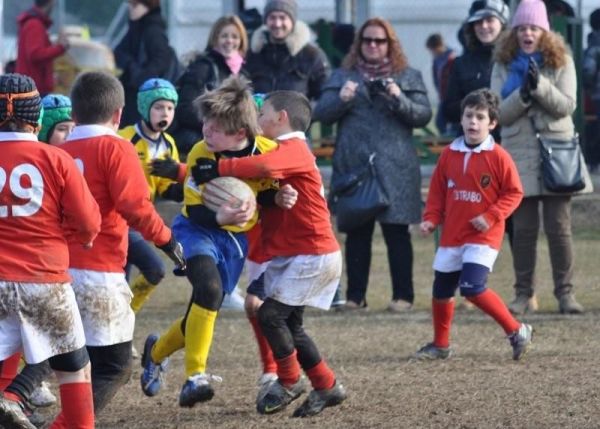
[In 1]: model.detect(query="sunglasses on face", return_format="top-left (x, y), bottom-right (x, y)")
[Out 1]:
top-left (361, 37), bottom-right (388, 46)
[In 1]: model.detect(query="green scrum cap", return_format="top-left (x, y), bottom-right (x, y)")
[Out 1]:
top-left (39, 94), bottom-right (72, 143)
top-left (137, 78), bottom-right (178, 123)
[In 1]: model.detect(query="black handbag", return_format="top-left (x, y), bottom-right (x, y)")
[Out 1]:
top-left (537, 133), bottom-right (585, 193)
top-left (330, 153), bottom-right (389, 233)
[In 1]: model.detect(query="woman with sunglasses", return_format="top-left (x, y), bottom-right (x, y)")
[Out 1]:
top-left (314, 17), bottom-right (432, 312)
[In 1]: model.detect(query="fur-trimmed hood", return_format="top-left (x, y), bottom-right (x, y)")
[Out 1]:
top-left (250, 21), bottom-right (313, 57)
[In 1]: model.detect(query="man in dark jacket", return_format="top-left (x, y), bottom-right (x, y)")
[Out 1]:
top-left (114, 0), bottom-right (180, 126)
top-left (245, 0), bottom-right (330, 102)
top-left (15, 0), bottom-right (69, 96)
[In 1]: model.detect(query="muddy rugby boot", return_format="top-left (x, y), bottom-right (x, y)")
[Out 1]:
top-left (140, 333), bottom-right (169, 397)
top-left (412, 342), bottom-right (452, 360)
top-left (293, 382), bottom-right (347, 417)
top-left (256, 376), bottom-right (306, 415)
top-left (0, 396), bottom-right (37, 429)
top-left (179, 373), bottom-right (222, 407)
top-left (256, 373), bottom-right (278, 405)
top-left (509, 323), bottom-right (533, 361)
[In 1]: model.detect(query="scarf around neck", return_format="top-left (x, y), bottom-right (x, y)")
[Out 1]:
top-left (223, 51), bottom-right (244, 75)
top-left (501, 50), bottom-right (543, 99)
top-left (356, 57), bottom-right (393, 81)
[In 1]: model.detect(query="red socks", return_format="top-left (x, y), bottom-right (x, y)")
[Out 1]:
top-left (467, 289), bottom-right (520, 334)
top-left (248, 316), bottom-right (277, 374)
top-left (0, 352), bottom-right (21, 391)
top-left (50, 382), bottom-right (94, 429)
top-left (275, 350), bottom-right (301, 387)
top-left (305, 360), bottom-right (335, 390)
top-left (432, 299), bottom-right (454, 348)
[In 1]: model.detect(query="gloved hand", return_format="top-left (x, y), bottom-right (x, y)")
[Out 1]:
top-left (191, 158), bottom-right (219, 184)
top-left (527, 57), bottom-right (539, 91)
top-left (150, 157), bottom-right (180, 180)
top-left (156, 235), bottom-right (186, 276)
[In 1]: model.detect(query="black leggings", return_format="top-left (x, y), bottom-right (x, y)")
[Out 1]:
top-left (87, 341), bottom-right (132, 413)
top-left (181, 255), bottom-right (223, 333)
top-left (345, 221), bottom-right (413, 304)
top-left (258, 298), bottom-right (321, 370)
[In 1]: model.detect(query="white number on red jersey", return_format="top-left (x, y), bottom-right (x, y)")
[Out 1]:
top-left (0, 164), bottom-right (44, 217)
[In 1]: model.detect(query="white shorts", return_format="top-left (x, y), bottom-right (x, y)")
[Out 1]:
top-left (264, 251), bottom-right (342, 310)
top-left (0, 281), bottom-right (86, 364)
top-left (433, 244), bottom-right (499, 273)
top-left (69, 269), bottom-right (135, 346)
top-left (246, 259), bottom-right (270, 283)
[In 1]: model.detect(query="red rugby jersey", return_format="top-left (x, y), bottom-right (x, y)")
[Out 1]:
top-left (0, 132), bottom-right (100, 282)
top-left (218, 133), bottom-right (339, 257)
top-left (62, 125), bottom-right (171, 272)
top-left (423, 137), bottom-right (523, 250)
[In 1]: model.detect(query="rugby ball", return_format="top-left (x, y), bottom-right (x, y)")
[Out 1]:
top-left (202, 176), bottom-right (256, 212)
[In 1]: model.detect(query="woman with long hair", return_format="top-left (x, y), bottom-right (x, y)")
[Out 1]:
top-left (314, 17), bottom-right (432, 312)
top-left (491, 0), bottom-right (592, 315)
top-left (173, 15), bottom-right (249, 154)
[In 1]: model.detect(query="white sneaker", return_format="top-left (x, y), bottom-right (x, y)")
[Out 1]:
top-left (221, 287), bottom-right (245, 311)
top-left (30, 381), bottom-right (57, 408)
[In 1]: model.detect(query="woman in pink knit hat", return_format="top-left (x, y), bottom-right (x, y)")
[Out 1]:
top-left (491, 0), bottom-right (592, 316)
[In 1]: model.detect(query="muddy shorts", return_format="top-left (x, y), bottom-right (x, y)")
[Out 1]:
top-left (0, 281), bottom-right (86, 364)
top-left (264, 251), bottom-right (342, 310)
top-left (69, 269), bottom-right (135, 346)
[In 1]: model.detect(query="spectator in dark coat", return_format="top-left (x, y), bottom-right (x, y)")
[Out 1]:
top-left (114, 0), bottom-right (180, 126)
top-left (583, 9), bottom-right (600, 170)
top-left (15, 0), bottom-right (69, 96)
top-left (314, 17), bottom-right (432, 312)
top-left (245, 0), bottom-right (330, 101)
top-left (172, 15), bottom-right (249, 155)
top-left (443, 0), bottom-right (509, 141)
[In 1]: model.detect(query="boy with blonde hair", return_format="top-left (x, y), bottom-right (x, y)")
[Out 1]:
top-left (193, 90), bottom-right (347, 417)
top-left (140, 76), bottom-right (294, 408)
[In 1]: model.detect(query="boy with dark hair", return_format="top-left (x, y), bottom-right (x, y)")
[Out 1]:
top-left (414, 88), bottom-right (532, 361)
top-left (0, 73), bottom-right (100, 429)
top-left (193, 89), bottom-right (347, 417)
top-left (61, 71), bottom-right (185, 414)
top-left (139, 76), bottom-right (289, 408)
top-left (118, 78), bottom-right (183, 316)
top-left (426, 32), bottom-right (456, 134)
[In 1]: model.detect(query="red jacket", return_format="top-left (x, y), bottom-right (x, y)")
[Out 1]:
top-left (15, 7), bottom-right (66, 95)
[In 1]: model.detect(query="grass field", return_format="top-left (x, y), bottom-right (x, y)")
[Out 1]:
top-left (63, 219), bottom-right (599, 429)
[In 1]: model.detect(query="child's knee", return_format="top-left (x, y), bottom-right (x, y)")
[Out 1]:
top-left (432, 271), bottom-right (460, 299)
top-left (244, 293), bottom-right (263, 317)
top-left (458, 263), bottom-right (489, 297)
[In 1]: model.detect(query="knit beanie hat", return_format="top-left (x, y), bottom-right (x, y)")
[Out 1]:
top-left (512, 0), bottom-right (550, 31)
top-left (39, 94), bottom-right (72, 143)
top-left (263, 0), bottom-right (297, 25)
top-left (0, 73), bottom-right (42, 128)
top-left (137, 78), bottom-right (178, 123)
top-left (467, 0), bottom-right (510, 26)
